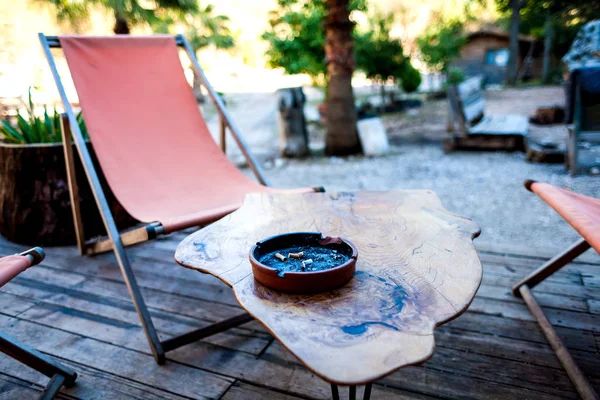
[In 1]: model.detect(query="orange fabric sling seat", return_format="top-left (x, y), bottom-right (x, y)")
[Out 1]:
top-left (525, 180), bottom-right (600, 254)
top-left (59, 36), bottom-right (310, 233)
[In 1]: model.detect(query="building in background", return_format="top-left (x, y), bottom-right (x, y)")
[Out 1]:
top-left (453, 29), bottom-right (543, 84)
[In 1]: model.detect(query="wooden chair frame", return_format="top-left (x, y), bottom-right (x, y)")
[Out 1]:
top-left (38, 33), bottom-right (280, 364)
top-left (445, 76), bottom-right (528, 152)
top-left (1, 248), bottom-right (78, 399)
top-left (567, 80), bottom-right (600, 175)
top-left (446, 84), bottom-right (470, 137)
top-left (512, 238), bottom-right (598, 399)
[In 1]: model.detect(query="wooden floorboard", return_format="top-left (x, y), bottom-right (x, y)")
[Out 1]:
top-left (0, 234), bottom-right (598, 399)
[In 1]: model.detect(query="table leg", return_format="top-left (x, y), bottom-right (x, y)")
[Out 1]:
top-left (331, 384), bottom-right (340, 400)
top-left (363, 383), bottom-right (372, 400)
top-left (330, 383), bottom-right (373, 400)
top-left (349, 385), bottom-right (356, 400)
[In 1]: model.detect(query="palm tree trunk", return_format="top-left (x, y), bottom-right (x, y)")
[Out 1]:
top-left (505, 0), bottom-right (523, 86)
top-left (542, 12), bottom-right (553, 83)
top-left (380, 82), bottom-right (386, 113)
top-left (324, 0), bottom-right (361, 156)
top-left (113, 12), bottom-right (130, 34)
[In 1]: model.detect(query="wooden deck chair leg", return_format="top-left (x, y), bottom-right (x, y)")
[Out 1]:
top-left (219, 113), bottom-right (227, 153)
top-left (0, 332), bottom-right (77, 399)
top-left (60, 114), bottom-right (86, 256)
top-left (512, 238), bottom-right (590, 296)
top-left (518, 286), bottom-right (598, 400)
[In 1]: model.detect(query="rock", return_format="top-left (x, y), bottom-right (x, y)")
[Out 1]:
top-left (357, 117), bottom-right (390, 157)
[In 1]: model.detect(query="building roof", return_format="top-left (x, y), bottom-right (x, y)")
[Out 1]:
top-left (465, 28), bottom-right (536, 43)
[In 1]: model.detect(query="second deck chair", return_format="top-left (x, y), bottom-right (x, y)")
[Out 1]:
top-left (512, 181), bottom-right (599, 400)
top-left (1, 248), bottom-right (78, 399)
top-left (39, 34), bottom-right (321, 364)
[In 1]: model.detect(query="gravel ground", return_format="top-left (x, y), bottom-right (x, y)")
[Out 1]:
top-left (232, 86), bottom-right (599, 255)
top-left (262, 145), bottom-right (598, 252)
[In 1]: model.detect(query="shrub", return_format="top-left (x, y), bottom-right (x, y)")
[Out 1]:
top-left (400, 62), bottom-right (422, 93)
top-left (0, 89), bottom-right (87, 145)
top-left (355, 12), bottom-right (405, 85)
top-left (447, 67), bottom-right (465, 85)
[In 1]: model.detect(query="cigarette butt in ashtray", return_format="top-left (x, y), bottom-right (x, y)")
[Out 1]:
top-left (288, 252), bottom-right (303, 259)
top-left (275, 253), bottom-right (287, 262)
top-left (301, 259), bottom-right (313, 268)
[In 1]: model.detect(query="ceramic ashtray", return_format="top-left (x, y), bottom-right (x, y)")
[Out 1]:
top-left (249, 232), bottom-right (358, 293)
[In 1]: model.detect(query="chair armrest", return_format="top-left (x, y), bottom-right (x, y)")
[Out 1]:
top-left (19, 247), bottom-right (45, 266)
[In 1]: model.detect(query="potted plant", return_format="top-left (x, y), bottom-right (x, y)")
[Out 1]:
top-left (0, 90), bottom-right (136, 246)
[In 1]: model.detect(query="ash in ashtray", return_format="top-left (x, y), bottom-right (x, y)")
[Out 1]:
top-left (258, 245), bottom-right (351, 277)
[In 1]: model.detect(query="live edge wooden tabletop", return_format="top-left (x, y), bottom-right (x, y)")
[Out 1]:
top-left (175, 191), bottom-right (482, 385)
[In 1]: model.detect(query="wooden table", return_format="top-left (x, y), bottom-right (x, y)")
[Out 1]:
top-left (175, 191), bottom-right (482, 399)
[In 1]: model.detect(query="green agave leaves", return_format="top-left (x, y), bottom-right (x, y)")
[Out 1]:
top-left (0, 88), bottom-right (88, 144)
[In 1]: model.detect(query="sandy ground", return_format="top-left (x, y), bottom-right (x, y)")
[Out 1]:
top-left (213, 86), bottom-right (600, 256)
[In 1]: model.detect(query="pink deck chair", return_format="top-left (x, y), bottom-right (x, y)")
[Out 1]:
top-left (39, 34), bottom-right (321, 364)
top-left (0, 248), bottom-right (78, 399)
top-left (513, 181), bottom-right (599, 399)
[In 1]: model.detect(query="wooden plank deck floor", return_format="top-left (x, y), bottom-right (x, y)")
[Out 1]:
top-left (0, 231), bottom-right (598, 399)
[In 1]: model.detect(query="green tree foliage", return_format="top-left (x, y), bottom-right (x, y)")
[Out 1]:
top-left (355, 13), bottom-right (404, 84)
top-left (446, 66), bottom-right (465, 85)
top-left (43, 0), bottom-right (235, 102)
top-left (355, 12), bottom-right (421, 93)
top-left (41, 0), bottom-right (199, 33)
top-left (152, 4), bottom-right (234, 52)
top-left (153, 4), bottom-right (235, 101)
top-left (400, 61), bottom-right (422, 93)
top-left (416, 19), bottom-right (466, 73)
top-left (262, 0), bottom-right (419, 91)
top-left (497, 0), bottom-right (600, 59)
top-left (261, 0), bottom-right (329, 86)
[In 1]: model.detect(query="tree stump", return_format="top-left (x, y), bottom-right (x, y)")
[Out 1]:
top-left (277, 87), bottom-right (309, 157)
top-left (0, 142), bottom-right (137, 246)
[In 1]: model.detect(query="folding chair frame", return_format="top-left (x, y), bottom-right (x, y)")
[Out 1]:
top-left (1, 248), bottom-right (78, 399)
top-left (512, 239), bottom-right (598, 400)
top-left (38, 33), bottom-right (291, 364)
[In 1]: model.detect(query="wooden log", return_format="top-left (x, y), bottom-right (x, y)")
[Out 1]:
top-left (0, 141), bottom-right (137, 246)
top-left (277, 87), bottom-right (309, 157)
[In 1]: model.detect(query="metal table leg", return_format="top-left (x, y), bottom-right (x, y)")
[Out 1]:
top-left (331, 384), bottom-right (340, 400)
top-left (363, 384), bottom-right (372, 400)
top-left (330, 383), bottom-right (373, 400)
